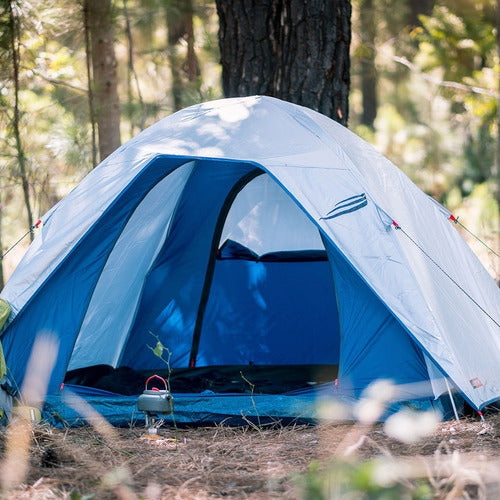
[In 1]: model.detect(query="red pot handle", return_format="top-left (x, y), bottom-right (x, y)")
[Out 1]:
top-left (144, 374), bottom-right (167, 392)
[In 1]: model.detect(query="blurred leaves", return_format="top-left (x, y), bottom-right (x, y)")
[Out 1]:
top-left (351, 0), bottom-right (498, 278)
top-left (297, 459), bottom-right (433, 500)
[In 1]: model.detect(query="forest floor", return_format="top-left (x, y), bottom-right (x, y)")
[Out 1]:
top-left (0, 412), bottom-right (498, 499)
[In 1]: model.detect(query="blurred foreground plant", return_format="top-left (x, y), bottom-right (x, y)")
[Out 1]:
top-left (0, 332), bottom-right (58, 492)
top-left (297, 458), bottom-right (432, 500)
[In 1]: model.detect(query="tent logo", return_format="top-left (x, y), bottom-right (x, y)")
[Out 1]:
top-left (470, 377), bottom-right (483, 389)
top-left (321, 193), bottom-right (367, 220)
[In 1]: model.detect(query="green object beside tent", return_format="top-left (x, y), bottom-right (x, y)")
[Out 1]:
top-left (0, 298), bottom-right (10, 379)
top-left (0, 298), bottom-right (11, 420)
top-left (0, 298), bottom-right (10, 332)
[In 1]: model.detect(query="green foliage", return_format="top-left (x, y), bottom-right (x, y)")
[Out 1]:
top-left (418, 3), bottom-right (496, 80)
top-left (351, 0), bottom-right (498, 256)
top-left (147, 332), bottom-right (171, 385)
top-left (152, 340), bottom-right (164, 359)
top-left (296, 459), bottom-right (433, 500)
top-left (70, 493), bottom-right (95, 500)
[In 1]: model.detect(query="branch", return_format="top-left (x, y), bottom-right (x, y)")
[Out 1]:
top-left (27, 68), bottom-right (88, 93)
top-left (387, 54), bottom-right (499, 99)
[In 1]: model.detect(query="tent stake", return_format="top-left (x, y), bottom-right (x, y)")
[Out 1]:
top-left (444, 377), bottom-right (459, 421)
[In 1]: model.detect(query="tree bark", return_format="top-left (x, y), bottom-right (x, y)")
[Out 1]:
top-left (216, 0), bottom-right (278, 98)
top-left (359, 0), bottom-right (377, 128)
top-left (216, 0), bottom-right (351, 125)
top-left (85, 0), bottom-right (121, 162)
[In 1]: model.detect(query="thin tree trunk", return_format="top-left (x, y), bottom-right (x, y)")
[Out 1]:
top-left (216, 0), bottom-right (351, 125)
top-left (166, 1), bottom-right (183, 111)
top-left (165, 0), bottom-right (200, 111)
top-left (359, 0), bottom-right (377, 128)
top-left (185, 0), bottom-right (198, 83)
top-left (167, 43), bottom-right (183, 111)
top-left (86, 0), bottom-right (121, 162)
top-left (126, 44), bottom-right (134, 137)
top-left (123, 0), bottom-right (146, 131)
top-left (83, 0), bottom-right (98, 168)
top-left (8, 0), bottom-right (34, 240)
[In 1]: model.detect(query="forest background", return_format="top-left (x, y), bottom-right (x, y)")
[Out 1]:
top-left (0, 0), bottom-right (498, 289)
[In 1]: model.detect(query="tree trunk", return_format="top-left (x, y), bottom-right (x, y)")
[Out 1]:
top-left (166, 0), bottom-right (200, 111)
top-left (185, 0), bottom-right (198, 83)
top-left (359, 0), bottom-right (377, 128)
top-left (167, 3), bottom-right (183, 112)
top-left (216, 0), bottom-right (351, 125)
top-left (8, 0), bottom-right (34, 239)
top-left (82, 0), bottom-right (98, 168)
top-left (124, 0), bottom-right (146, 132)
top-left (85, 0), bottom-right (121, 162)
top-left (216, 0), bottom-right (278, 98)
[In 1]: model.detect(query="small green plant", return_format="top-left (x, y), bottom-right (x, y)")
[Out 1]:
top-left (146, 332), bottom-right (178, 442)
top-left (239, 370), bottom-right (263, 432)
top-left (147, 332), bottom-right (172, 391)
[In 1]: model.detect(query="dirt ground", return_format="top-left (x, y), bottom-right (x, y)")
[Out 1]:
top-left (0, 412), bottom-right (499, 499)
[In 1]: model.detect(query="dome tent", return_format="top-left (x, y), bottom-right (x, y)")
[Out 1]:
top-left (0, 96), bottom-right (499, 424)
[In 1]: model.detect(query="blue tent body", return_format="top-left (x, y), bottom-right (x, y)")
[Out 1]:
top-left (1, 97), bottom-right (499, 425)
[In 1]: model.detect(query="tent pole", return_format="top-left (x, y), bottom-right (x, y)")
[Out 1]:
top-left (444, 377), bottom-right (459, 421)
top-left (189, 168), bottom-right (263, 368)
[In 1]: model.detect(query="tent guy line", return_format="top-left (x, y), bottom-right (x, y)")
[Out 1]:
top-left (0, 220), bottom-right (42, 261)
top-left (448, 214), bottom-right (499, 258)
top-left (392, 219), bottom-right (499, 328)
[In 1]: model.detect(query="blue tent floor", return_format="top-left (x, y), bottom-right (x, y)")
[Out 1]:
top-left (42, 384), bottom-right (454, 427)
top-left (44, 385), bottom-right (319, 427)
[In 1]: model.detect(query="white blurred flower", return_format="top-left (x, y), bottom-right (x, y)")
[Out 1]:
top-left (364, 379), bottom-right (397, 404)
top-left (316, 399), bottom-right (350, 421)
top-left (354, 380), bottom-right (397, 424)
top-left (384, 409), bottom-right (441, 444)
top-left (354, 397), bottom-right (386, 424)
